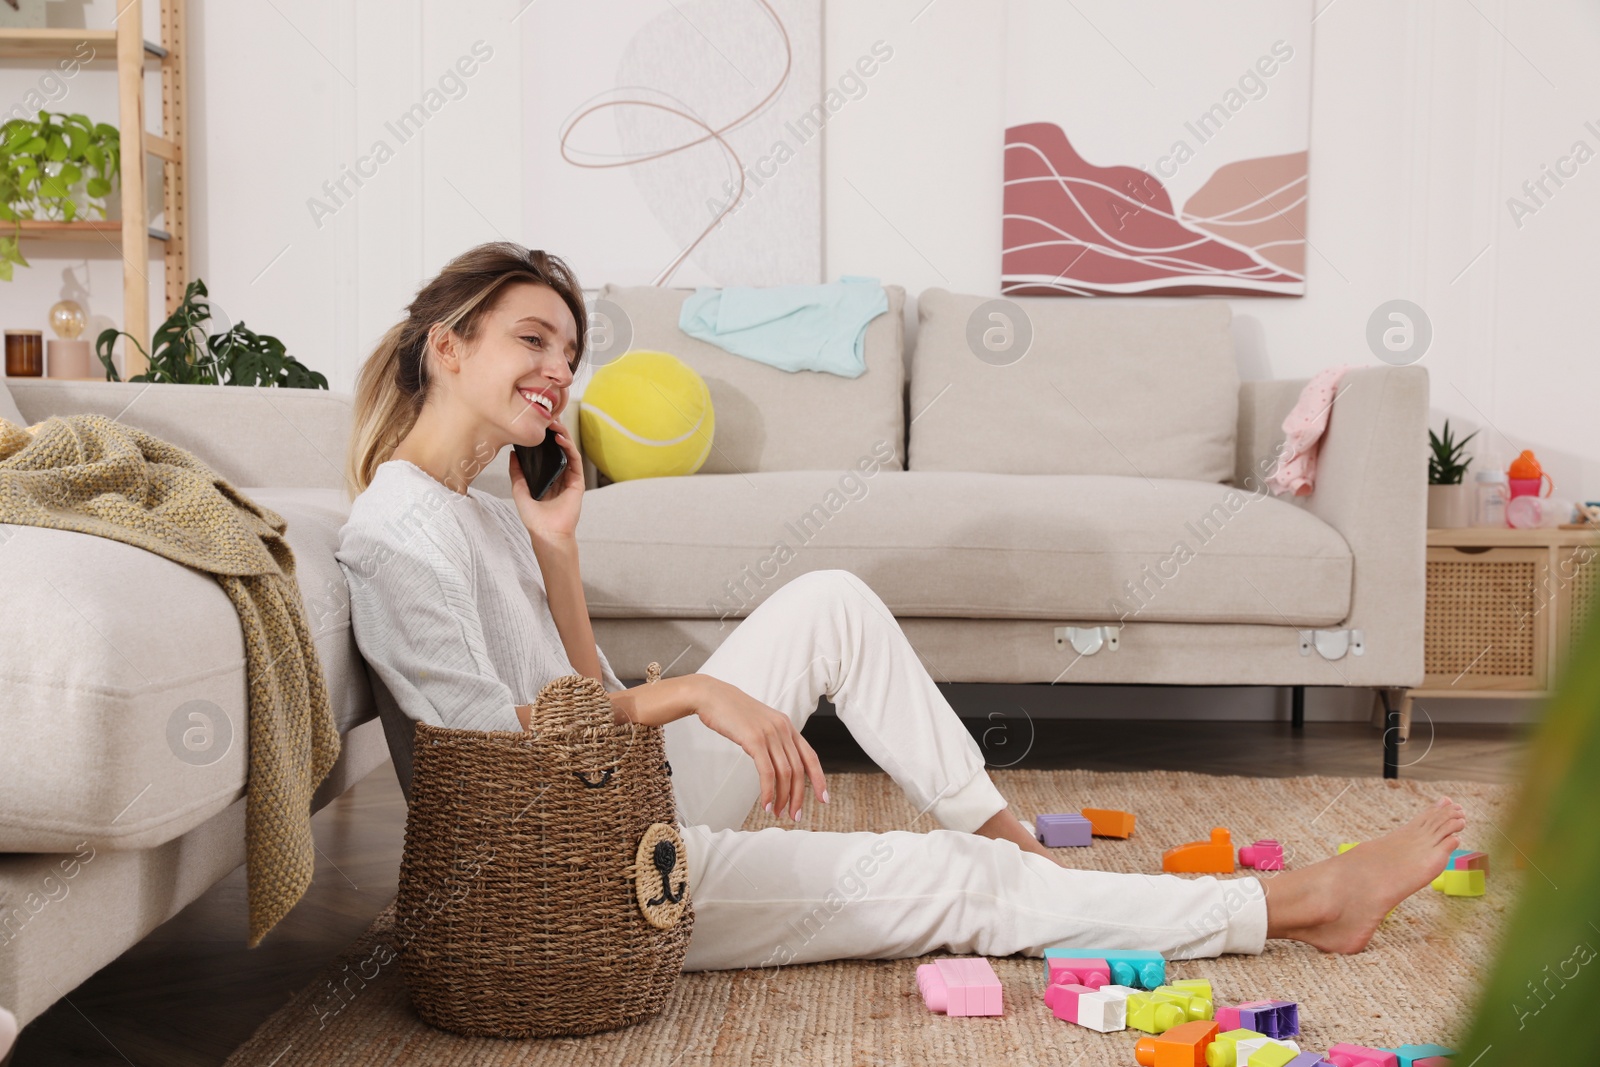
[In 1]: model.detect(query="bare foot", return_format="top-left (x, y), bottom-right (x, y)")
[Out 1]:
top-left (1262, 796), bottom-right (1467, 953)
top-left (974, 808), bottom-right (1073, 866)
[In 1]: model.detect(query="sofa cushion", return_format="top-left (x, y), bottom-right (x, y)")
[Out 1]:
top-left (576, 470), bottom-right (1350, 626)
top-left (0, 488), bottom-right (372, 852)
top-left (595, 283), bottom-right (906, 475)
top-left (908, 288), bottom-right (1239, 483)
top-left (0, 375), bottom-right (23, 426)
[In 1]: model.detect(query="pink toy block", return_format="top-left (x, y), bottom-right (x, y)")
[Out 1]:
top-left (1240, 839), bottom-right (1286, 870)
top-left (1046, 956), bottom-right (1111, 989)
top-left (1451, 850), bottom-right (1489, 874)
top-left (917, 957), bottom-right (1002, 1016)
top-left (1216, 1001), bottom-right (1273, 1033)
top-left (1044, 981), bottom-right (1126, 1032)
top-left (1325, 1044), bottom-right (1399, 1067)
top-left (1412, 1060), bottom-right (1450, 1067)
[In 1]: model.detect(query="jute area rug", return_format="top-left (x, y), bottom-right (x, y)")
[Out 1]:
top-left (225, 770), bottom-right (1515, 1066)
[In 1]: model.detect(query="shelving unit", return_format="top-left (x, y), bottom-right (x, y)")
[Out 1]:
top-left (0, 1), bottom-right (188, 377)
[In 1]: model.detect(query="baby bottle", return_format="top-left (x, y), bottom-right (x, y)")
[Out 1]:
top-left (1473, 453), bottom-right (1508, 528)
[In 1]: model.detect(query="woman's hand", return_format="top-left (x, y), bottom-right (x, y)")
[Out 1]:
top-left (508, 417), bottom-right (586, 543)
top-left (692, 675), bottom-right (828, 823)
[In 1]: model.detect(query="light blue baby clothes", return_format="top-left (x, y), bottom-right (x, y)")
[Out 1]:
top-left (677, 276), bottom-right (887, 378)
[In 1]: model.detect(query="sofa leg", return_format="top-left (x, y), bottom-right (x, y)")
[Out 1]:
top-left (1380, 688), bottom-right (1401, 779)
top-left (1290, 685), bottom-right (1305, 730)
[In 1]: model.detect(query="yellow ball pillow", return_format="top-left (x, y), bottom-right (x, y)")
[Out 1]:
top-left (578, 350), bottom-right (714, 483)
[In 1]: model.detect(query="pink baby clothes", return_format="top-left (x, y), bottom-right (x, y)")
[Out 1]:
top-left (1265, 363), bottom-right (1356, 497)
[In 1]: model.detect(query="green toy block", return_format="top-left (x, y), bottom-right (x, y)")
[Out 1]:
top-left (1127, 990), bottom-right (1189, 1034)
top-left (1246, 1042), bottom-right (1300, 1067)
top-left (1205, 1028), bottom-right (1269, 1067)
top-left (1152, 985), bottom-right (1214, 1021)
top-left (1168, 977), bottom-right (1214, 1001)
top-left (1430, 868), bottom-right (1485, 896)
top-left (1338, 842), bottom-right (1360, 854)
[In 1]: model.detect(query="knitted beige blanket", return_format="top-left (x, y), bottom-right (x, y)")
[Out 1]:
top-left (0, 413), bottom-right (340, 947)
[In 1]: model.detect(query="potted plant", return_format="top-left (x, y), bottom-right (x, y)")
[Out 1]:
top-left (1427, 419), bottom-right (1477, 528)
top-left (96, 278), bottom-right (328, 389)
top-left (0, 110), bottom-right (121, 281)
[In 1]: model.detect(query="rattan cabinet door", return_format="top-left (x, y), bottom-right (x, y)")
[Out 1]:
top-left (1423, 546), bottom-right (1548, 691)
top-left (1555, 543), bottom-right (1599, 666)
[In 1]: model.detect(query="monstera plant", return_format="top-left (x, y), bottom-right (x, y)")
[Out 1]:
top-left (97, 278), bottom-right (329, 389)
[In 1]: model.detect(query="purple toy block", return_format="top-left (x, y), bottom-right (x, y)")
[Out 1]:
top-left (1259, 1000), bottom-right (1300, 1038)
top-left (1240, 838), bottom-right (1286, 870)
top-left (1036, 813), bottom-right (1093, 847)
top-left (917, 957), bottom-right (1002, 1016)
top-left (1046, 957), bottom-right (1110, 989)
top-left (1285, 1055), bottom-right (1334, 1067)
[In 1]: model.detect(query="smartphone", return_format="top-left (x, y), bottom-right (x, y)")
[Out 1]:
top-left (512, 434), bottom-right (568, 501)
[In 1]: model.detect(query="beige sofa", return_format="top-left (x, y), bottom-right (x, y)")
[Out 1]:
top-left (0, 285), bottom-right (1427, 1042)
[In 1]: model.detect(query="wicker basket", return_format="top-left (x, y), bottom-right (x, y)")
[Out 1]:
top-left (394, 661), bottom-right (694, 1038)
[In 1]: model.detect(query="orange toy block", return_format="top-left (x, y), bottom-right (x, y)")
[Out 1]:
top-left (1163, 828), bottom-right (1235, 874)
top-left (1083, 808), bottom-right (1136, 838)
top-left (1135, 1019), bottom-right (1221, 1067)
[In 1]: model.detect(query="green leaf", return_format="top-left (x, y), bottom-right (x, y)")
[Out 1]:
top-left (86, 177), bottom-right (110, 198)
top-left (45, 134), bottom-right (66, 161)
top-left (56, 163), bottom-right (81, 186)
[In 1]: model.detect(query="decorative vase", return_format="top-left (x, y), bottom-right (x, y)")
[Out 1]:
top-left (1428, 483), bottom-right (1472, 529)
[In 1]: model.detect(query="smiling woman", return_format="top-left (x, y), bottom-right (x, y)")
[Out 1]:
top-left (335, 241), bottom-right (1468, 1016)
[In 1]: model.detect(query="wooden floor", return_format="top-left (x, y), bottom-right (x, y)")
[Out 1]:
top-left (9, 713), bottom-right (1526, 1066)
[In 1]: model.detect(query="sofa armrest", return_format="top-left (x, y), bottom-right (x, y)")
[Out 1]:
top-left (1234, 364), bottom-right (1431, 687)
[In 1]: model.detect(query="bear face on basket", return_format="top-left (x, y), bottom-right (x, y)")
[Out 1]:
top-left (393, 665), bottom-right (694, 1039)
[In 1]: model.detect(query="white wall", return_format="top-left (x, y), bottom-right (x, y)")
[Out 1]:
top-left (2, 0), bottom-right (1590, 724)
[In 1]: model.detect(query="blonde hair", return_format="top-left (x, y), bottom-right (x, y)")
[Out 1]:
top-left (345, 242), bottom-right (587, 501)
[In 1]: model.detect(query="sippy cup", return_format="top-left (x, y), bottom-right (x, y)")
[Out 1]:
top-left (1507, 450), bottom-right (1553, 499)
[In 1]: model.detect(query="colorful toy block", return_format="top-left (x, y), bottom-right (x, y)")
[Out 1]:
top-left (1128, 991), bottom-right (1192, 1034)
top-left (1238, 1037), bottom-right (1301, 1067)
top-left (1046, 956), bottom-right (1110, 989)
top-left (1168, 978), bottom-right (1214, 1002)
top-left (1325, 1044), bottom-right (1399, 1067)
top-left (1240, 839), bottom-right (1286, 870)
top-left (1082, 807), bottom-right (1136, 838)
top-left (1205, 1029), bottom-right (1269, 1067)
top-left (1245, 1043), bottom-right (1303, 1067)
top-left (1164, 828), bottom-right (1235, 873)
top-left (916, 957), bottom-right (1002, 1016)
top-left (1043, 948), bottom-right (1166, 989)
top-left (1216, 1001), bottom-right (1298, 1039)
top-left (1152, 985), bottom-right (1215, 1021)
top-left (1411, 1059), bottom-right (1451, 1067)
top-left (1037, 812), bottom-right (1093, 847)
top-left (1237, 1001), bottom-right (1299, 1039)
top-left (1134, 1019), bottom-right (1220, 1067)
top-left (1043, 981), bottom-right (1126, 1032)
top-left (1449, 850), bottom-right (1488, 874)
top-left (1337, 842), bottom-right (1360, 855)
top-left (1381, 1044), bottom-right (1454, 1067)
top-left (1429, 868), bottom-right (1485, 897)
top-left (1283, 1053), bottom-right (1334, 1067)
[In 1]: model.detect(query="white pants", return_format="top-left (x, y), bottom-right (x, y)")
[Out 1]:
top-left (663, 569), bottom-right (1269, 972)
